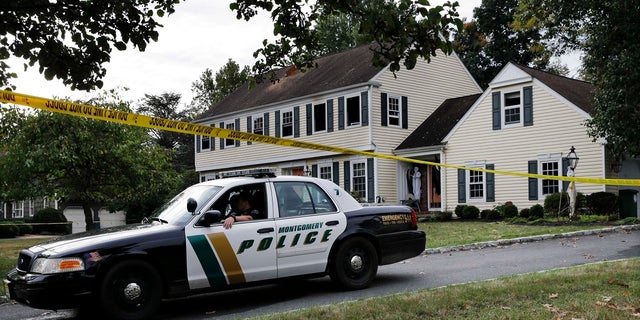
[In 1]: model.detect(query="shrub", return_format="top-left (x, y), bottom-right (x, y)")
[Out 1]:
top-left (544, 192), bottom-right (570, 217)
top-left (0, 221), bottom-right (19, 238)
top-left (503, 204), bottom-right (519, 218)
top-left (454, 205), bottom-right (467, 218)
top-left (616, 217), bottom-right (640, 225)
top-left (32, 208), bottom-right (69, 234)
top-left (12, 220), bottom-right (33, 236)
top-left (586, 192), bottom-right (618, 215)
top-left (460, 205), bottom-right (480, 220)
top-left (481, 209), bottom-right (501, 220)
top-left (519, 208), bottom-right (530, 218)
top-left (433, 211), bottom-right (453, 221)
top-left (529, 204), bottom-right (544, 219)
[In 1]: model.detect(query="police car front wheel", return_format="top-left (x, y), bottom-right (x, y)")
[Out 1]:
top-left (330, 237), bottom-right (378, 290)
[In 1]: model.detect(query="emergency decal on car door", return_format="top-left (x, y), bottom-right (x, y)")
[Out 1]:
top-left (187, 233), bottom-right (246, 286)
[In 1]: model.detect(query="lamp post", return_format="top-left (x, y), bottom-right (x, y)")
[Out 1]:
top-left (566, 146), bottom-right (579, 220)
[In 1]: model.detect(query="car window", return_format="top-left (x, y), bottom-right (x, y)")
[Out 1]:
top-left (275, 182), bottom-right (337, 217)
top-left (154, 185), bottom-right (222, 225)
top-left (210, 183), bottom-right (268, 220)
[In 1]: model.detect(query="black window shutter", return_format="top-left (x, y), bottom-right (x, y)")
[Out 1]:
top-left (196, 136), bottom-right (201, 153)
top-left (264, 112), bottom-right (270, 136)
top-left (294, 106), bottom-right (300, 138)
top-left (523, 86), bottom-right (533, 126)
top-left (306, 103), bottom-right (312, 136)
top-left (275, 111), bottom-right (281, 137)
top-left (234, 118), bottom-right (240, 147)
top-left (486, 164), bottom-right (495, 202)
top-left (402, 96), bottom-right (408, 129)
top-left (211, 124), bottom-right (215, 151)
top-left (338, 97), bottom-right (345, 130)
top-left (562, 158), bottom-right (569, 191)
top-left (343, 161), bottom-right (351, 191)
top-left (457, 169), bottom-right (466, 203)
top-left (219, 121), bottom-right (225, 150)
top-left (367, 158), bottom-right (374, 202)
top-left (332, 161), bottom-right (340, 185)
top-left (381, 93), bottom-right (388, 127)
top-left (528, 160), bottom-right (538, 200)
top-left (492, 91), bottom-right (501, 130)
top-left (361, 91), bottom-right (369, 126)
top-left (327, 99), bottom-right (334, 132)
top-left (246, 116), bottom-right (252, 145)
top-left (312, 164), bottom-right (318, 177)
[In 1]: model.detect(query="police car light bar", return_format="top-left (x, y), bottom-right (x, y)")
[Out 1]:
top-left (219, 168), bottom-right (277, 178)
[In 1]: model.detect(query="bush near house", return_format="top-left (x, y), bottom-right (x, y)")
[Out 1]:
top-left (455, 205), bottom-right (467, 218)
top-left (586, 192), bottom-right (618, 216)
top-left (529, 204), bottom-right (544, 219)
top-left (460, 205), bottom-right (480, 220)
top-left (432, 211), bottom-right (453, 221)
top-left (32, 208), bottom-right (70, 235)
top-left (503, 203), bottom-right (519, 218)
top-left (519, 208), bottom-right (530, 218)
top-left (481, 209), bottom-right (501, 221)
top-left (11, 220), bottom-right (33, 236)
top-left (0, 221), bottom-right (19, 238)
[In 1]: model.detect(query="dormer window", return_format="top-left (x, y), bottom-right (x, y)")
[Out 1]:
top-left (503, 91), bottom-right (522, 126)
top-left (492, 86), bottom-right (533, 130)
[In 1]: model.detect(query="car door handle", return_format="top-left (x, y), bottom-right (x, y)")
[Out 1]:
top-left (326, 220), bottom-right (339, 226)
top-left (257, 228), bottom-right (274, 234)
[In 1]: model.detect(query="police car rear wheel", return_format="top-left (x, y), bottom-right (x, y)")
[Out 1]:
top-left (98, 260), bottom-right (163, 320)
top-left (330, 237), bottom-right (378, 290)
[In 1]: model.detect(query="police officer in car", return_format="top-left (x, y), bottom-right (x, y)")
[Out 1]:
top-left (223, 191), bottom-right (261, 229)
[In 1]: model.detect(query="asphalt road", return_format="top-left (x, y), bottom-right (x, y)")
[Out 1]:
top-left (2, 226), bottom-right (639, 320)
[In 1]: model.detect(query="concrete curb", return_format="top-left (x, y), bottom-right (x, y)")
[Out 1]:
top-left (424, 224), bottom-right (640, 255)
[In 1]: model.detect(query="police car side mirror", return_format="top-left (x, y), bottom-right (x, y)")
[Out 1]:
top-left (187, 198), bottom-right (197, 213)
top-left (198, 210), bottom-right (224, 227)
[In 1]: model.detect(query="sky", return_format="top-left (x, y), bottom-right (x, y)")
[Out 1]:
top-left (7, 0), bottom-right (580, 107)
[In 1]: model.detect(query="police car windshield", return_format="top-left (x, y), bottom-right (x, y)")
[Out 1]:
top-left (151, 185), bottom-right (222, 225)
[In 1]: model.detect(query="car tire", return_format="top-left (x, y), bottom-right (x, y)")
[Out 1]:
top-left (330, 237), bottom-right (378, 290)
top-left (98, 260), bottom-right (163, 320)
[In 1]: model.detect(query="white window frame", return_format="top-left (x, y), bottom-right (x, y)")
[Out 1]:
top-left (502, 89), bottom-right (523, 128)
top-left (225, 122), bottom-right (236, 147)
top-left (351, 159), bottom-right (367, 200)
top-left (252, 115), bottom-right (264, 135)
top-left (465, 161), bottom-right (486, 202)
top-left (281, 109), bottom-right (294, 137)
top-left (12, 200), bottom-right (24, 218)
top-left (318, 161), bottom-right (333, 181)
top-left (345, 94), bottom-right (361, 127)
top-left (313, 102), bottom-right (327, 133)
top-left (387, 95), bottom-right (401, 127)
top-left (538, 153), bottom-right (562, 198)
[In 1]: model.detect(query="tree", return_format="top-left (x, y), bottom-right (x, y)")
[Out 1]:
top-left (190, 59), bottom-right (250, 110)
top-left (231, 0), bottom-right (463, 82)
top-left (515, 0), bottom-right (640, 158)
top-left (0, 0), bottom-right (181, 91)
top-left (0, 90), bottom-right (179, 230)
top-left (453, 0), bottom-right (553, 88)
top-left (313, 10), bottom-right (371, 57)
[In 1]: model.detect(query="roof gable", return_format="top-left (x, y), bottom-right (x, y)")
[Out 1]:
top-left (199, 44), bottom-right (384, 120)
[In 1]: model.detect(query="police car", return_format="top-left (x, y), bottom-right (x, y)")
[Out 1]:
top-left (5, 169), bottom-right (426, 319)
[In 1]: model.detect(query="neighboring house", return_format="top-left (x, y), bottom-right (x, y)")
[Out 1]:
top-left (194, 43), bottom-right (481, 209)
top-left (397, 62), bottom-right (639, 216)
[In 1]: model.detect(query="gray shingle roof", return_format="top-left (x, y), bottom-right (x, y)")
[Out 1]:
top-left (199, 44), bottom-right (383, 120)
top-left (395, 93), bottom-right (481, 150)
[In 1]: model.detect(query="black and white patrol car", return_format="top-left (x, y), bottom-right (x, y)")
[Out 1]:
top-left (5, 169), bottom-right (426, 319)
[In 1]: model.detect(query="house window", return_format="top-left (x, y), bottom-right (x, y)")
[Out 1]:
top-left (351, 161), bottom-right (367, 200)
top-left (225, 122), bottom-right (235, 147)
top-left (319, 163), bottom-right (333, 181)
top-left (313, 103), bottom-right (327, 132)
top-left (467, 169), bottom-right (485, 201)
top-left (12, 201), bottom-right (24, 218)
top-left (387, 96), bottom-right (401, 127)
top-left (346, 95), bottom-right (360, 126)
top-left (200, 135), bottom-right (210, 151)
top-left (540, 159), bottom-right (560, 196)
top-left (503, 91), bottom-right (522, 126)
top-left (281, 110), bottom-right (293, 137)
top-left (253, 116), bottom-right (264, 135)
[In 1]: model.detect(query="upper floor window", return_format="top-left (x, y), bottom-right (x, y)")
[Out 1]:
top-left (346, 95), bottom-right (361, 127)
top-left (253, 115), bottom-right (264, 135)
top-left (313, 103), bottom-right (327, 132)
top-left (503, 91), bottom-right (522, 127)
top-left (387, 95), bottom-right (401, 127)
top-left (281, 110), bottom-right (293, 137)
top-left (200, 135), bottom-right (210, 151)
top-left (225, 122), bottom-right (235, 147)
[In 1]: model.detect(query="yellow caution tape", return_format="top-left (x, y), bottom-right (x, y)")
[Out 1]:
top-left (1, 90), bottom-right (639, 187)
